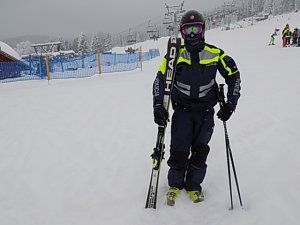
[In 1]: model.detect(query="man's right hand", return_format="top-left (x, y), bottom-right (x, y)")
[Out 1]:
top-left (153, 104), bottom-right (169, 126)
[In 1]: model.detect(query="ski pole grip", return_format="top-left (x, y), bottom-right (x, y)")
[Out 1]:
top-left (218, 84), bottom-right (226, 108)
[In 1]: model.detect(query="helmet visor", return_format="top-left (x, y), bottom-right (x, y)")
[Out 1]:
top-left (181, 24), bottom-right (203, 36)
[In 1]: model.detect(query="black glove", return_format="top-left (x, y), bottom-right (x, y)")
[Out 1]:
top-left (217, 102), bottom-right (236, 121)
top-left (153, 104), bottom-right (169, 126)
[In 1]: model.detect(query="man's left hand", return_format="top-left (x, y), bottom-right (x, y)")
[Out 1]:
top-left (217, 102), bottom-right (236, 121)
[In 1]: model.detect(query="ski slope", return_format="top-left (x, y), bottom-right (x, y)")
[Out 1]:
top-left (1, 12), bottom-right (300, 225)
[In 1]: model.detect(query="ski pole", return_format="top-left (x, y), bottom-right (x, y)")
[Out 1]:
top-left (217, 84), bottom-right (243, 209)
top-left (223, 120), bottom-right (243, 209)
top-left (224, 121), bottom-right (233, 209)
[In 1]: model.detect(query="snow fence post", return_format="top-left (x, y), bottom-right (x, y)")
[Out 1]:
top-left (97, 49), bottom-right (102, 75)
top-left (140, 46), bottom-right (142, 71)
top-left (45, 54), bottom-right (50, 84)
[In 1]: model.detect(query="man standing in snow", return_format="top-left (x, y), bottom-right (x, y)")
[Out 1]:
top-left (152, 10), bottom-right (241, 206)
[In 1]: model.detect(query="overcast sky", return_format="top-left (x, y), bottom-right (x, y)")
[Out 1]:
top-left (0, 0), bottom-right (225, 39)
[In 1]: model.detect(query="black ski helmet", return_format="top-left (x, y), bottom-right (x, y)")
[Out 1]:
top-left (179, 10), bottom-right (205, 45)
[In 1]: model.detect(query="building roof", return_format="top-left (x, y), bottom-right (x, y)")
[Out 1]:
top-left (0, 41), bottom-right (21, 60)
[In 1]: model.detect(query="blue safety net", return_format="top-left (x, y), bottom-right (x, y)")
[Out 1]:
top-left (0, 48), bottom-right (160, 83)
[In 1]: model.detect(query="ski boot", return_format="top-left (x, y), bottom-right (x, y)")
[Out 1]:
top-left (187, 190), bottom-right (204, 203)
top-left (166, 187), bottom-right (180, 206)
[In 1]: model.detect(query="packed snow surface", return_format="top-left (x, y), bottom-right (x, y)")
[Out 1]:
top-left (1, 13), bottom-right (300, 225)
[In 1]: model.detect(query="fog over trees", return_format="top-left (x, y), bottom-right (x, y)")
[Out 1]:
top-left (14, 0), bottom-right (300, 56)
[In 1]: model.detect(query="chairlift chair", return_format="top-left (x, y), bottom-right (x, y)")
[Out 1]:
top-left (127, 29), bottom-right (136, 44)
top-left (163, 15), bottom-right (173, 25)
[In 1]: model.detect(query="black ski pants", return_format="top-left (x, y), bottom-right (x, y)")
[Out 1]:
top-left (167, 107), bottom-right (214, 191)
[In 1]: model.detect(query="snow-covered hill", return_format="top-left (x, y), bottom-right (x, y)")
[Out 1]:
top-left (1, 12), bottom-right (300, 225)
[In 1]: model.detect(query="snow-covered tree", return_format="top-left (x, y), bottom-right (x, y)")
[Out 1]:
top-left (240, 0), bottom-right (296, 15)
top-left (15, 41), bottom-right (33, 56)
top-left (263, 0), bottom-right (274, 14)
top-left (62, 40), bottom-right (72, 51)
top-left (77, 32), bottom-right (88, 54)
top-left (90, 34), bottom-right (100, 52)
top-left (72, 38), bottom-right (78, 53)
top-left (97, 32), bottom-right (112, 53)
top-left (56, 38), bottom-right (71, 51)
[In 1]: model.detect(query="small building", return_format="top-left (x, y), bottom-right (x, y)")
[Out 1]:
top-left (0, 41), bottom-right (21, 62)
top-left (0, 41), bottom-right (28, 80)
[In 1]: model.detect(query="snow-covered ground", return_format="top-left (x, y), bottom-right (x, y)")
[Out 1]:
top-left (1, 12), bottom-right (300, 225)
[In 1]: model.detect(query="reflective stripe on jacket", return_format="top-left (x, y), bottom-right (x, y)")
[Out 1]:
top-left (153, 42), bottom-right (241, 110)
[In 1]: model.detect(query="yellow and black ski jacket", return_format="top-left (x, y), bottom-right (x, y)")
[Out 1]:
top-left (153, 42), bottom-right (241, 111)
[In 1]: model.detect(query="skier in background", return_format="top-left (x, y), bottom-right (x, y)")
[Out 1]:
top-left (152, 10), bottom-right (241, 206)
top-left (282, 24), bottom-right (290, 47)
top-left (292, 28), bottom-right (298, 45)
top-left (269, 29), bottom-right (277, 45)
top-left (286, 29), bottom-right (292, 46)
top-left (298, 28), bottom-right (300, 47)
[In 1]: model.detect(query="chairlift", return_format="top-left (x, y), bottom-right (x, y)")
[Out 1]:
top-left (147, 24), bottom-right (155, 33)
top-left (167, 25), bottom-right (174, 31)
top-left (127, 35), bottom-right (136, 44)
top-left (147, 26), bottom-right (159, 40)
top-left (150, 31), bottom-right (159, 40)
top-left (163, 15), bottom-right (173, 25)
top-left (127, 29), bottom-right (136, 44)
